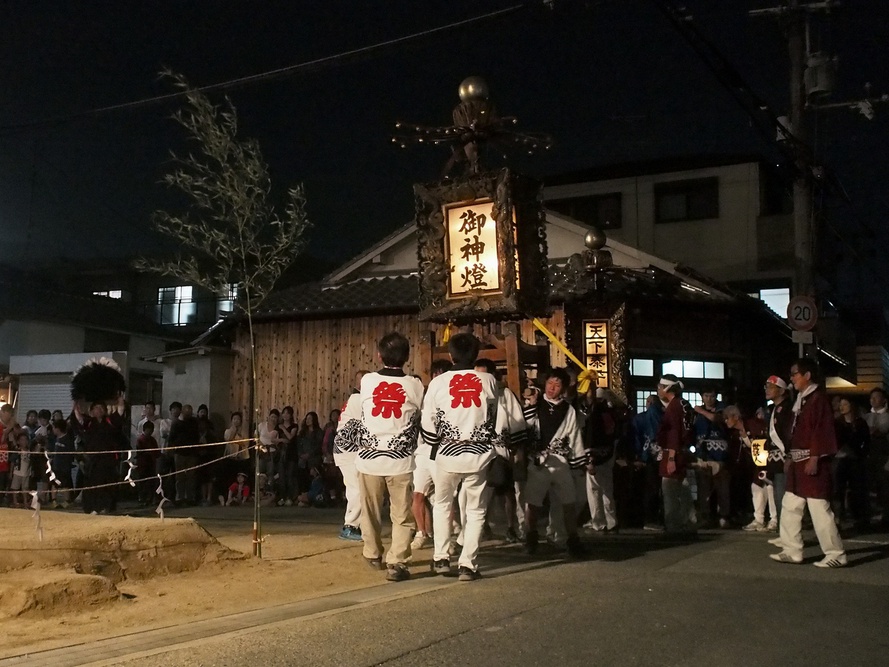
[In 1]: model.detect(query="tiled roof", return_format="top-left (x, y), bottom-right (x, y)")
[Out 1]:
top-left (256, 274), bottom-right (421, 319)
top-left (548, 262), bottom-right (736, 303)
top-left (255, 261), bottom-right (736, 321)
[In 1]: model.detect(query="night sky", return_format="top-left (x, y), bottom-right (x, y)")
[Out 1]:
top-left (1, 1), bottom-right (888, 304)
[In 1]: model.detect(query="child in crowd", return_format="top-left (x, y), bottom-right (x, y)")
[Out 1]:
top-left (222, 471), bottom-right (251, 506)
top-left (50, 419), bottom-right (75, 508)
top-left (10, 432), bottom-right (33, 508)
top-left (257, 473), bottom-right (277, 507)
top-left (297, 466), bottom-right (328, 508)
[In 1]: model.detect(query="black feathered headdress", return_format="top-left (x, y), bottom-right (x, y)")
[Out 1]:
top-left (71, 357), bottom-right (127, 403)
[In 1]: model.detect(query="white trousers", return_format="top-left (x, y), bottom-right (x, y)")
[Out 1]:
top-left (433, 469), bottom-right (488, 571)
top-left (587, 458), bottom-right (617, 530)
top-left (779, 491), bottom-right (845, 560)
top-left (514, 480), bottom-right (526, 528)
top-left (338, 461), bottom-right (361, 527)
top-left (751, 483), bottom-right (777, 525)
top-left (458, 483), bottom-right (494, 543)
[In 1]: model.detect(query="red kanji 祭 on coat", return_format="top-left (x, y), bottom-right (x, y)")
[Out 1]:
top-left (371, 382), bottom-right (407, 419)
top-left (449, 373), bottom-right (483, 409)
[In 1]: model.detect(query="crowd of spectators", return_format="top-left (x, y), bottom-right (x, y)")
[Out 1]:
top-left (0, 363), bottom-right (886, 544)
top-left (0, 398), bottom-right (344, 513)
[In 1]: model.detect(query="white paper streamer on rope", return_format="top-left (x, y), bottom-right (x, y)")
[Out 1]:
top-left (45, 450), bottom-right (61, 487)
top-left (124, 449), bottom-right (136, 487)
top-left (30, 491), bottom-right (44, 542)
top-left (154, 474), bottom-right (170, 522)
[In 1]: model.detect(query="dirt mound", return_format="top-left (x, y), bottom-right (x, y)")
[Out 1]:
top-left (0, 570), bottom-right (120, 618)
top-left (0, 508), bottom-right (245, 618)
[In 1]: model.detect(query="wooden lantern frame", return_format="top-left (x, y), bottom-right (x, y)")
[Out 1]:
top-left (415, 168), bottom-right (549, 323)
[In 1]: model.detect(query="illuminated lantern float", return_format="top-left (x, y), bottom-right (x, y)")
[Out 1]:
top-left (405, 77), bottom-right (552, 395)
top-left (415, 169), bottom-right (548, 324)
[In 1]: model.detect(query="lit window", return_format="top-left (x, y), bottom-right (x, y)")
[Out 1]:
top-left (684, 361), bottom-right (704, 379)
top-left (93, 290), bottom-right (122, 299)
top-left (662, 359), bottom-right (726, 380)
top-left (218, 283), bottom-right (238, 315)
top-left (157, 286), bottom-right (195, 326)
top-left (636, 390), bottom-right (657, 414)
top-left (758, 287), bottom-right (791, 317)
top-left (685, 393), bottom-right (723, 409)
top-left (662, 360), bottom-right (683, 376)
top-left (630, 359), bottom-right (654, 376)
top-left (704, 362), bottom-right (725, 379)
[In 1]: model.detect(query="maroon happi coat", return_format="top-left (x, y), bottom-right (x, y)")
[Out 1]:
top-left (657, 396), bottom-right (688, 480)
top-left (787, 388), bottom-right (837, 500)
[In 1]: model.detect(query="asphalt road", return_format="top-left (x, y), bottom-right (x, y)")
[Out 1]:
top-left (26, 524), bottom-right (887, 667)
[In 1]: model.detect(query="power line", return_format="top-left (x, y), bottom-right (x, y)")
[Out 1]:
top-left (0, 3), bottom-right (528, 136)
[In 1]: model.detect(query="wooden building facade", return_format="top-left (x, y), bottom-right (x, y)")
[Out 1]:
top-left (215, 210), bottom-right (811, 420)
top-left (229, 312), bottom-right (566, 419)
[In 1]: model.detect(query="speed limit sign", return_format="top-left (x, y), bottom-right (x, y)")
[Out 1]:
top-left (787, 296), bottom-right (818, 332)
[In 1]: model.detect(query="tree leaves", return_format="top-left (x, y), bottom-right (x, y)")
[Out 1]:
top-left (134, 70), bottom-right (311, 316)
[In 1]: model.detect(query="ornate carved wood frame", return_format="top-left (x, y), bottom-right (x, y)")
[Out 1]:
top-left (565, 302), bottom-right (629, 405)
top-left (415, 168), bottom-right (549, 323)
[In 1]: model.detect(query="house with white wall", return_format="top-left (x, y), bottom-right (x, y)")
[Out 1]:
top-left (543, 154), bottom-right (795, 315)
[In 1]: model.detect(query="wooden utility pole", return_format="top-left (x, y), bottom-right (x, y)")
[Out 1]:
top-left (750, 1), bottom-right (840, 299)
top-left (788, 0), bottom-right (815, 298)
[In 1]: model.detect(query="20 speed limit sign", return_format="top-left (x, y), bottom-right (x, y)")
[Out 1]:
top-left (787, 296), bottom-right (818, 332)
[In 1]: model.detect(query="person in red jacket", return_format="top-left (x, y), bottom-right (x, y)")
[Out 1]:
top-left (770, 358), bottom-right (847, 568)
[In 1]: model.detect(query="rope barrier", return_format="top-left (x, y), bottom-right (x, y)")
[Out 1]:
top-left (30, 491), bottom-right (44, 542)
top-left (40, 436), bottom-right (255, 457)
top-left (6, 444), bottom-right (269, 540)
top-left (0, 444), bottom-right (260, 496)
top-left (155, 474), bottom-right (171, 521)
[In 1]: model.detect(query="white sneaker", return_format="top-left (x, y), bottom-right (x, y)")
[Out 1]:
top-left (769, 551), bottom-right (803, 564)
top-left (766, 521), bottom-right (778, 532)
top-left (814, 554), bottom-right (847, 568)
top-left (743, 520), bottom-right (765, 532)
top-left (411, 532), bottom-right (429, 550)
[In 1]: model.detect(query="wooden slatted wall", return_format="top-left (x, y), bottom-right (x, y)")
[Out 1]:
top-left (229, 309), bottom-right (566, 419)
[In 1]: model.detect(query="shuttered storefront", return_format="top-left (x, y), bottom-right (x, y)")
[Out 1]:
top-left (16, 375), bottom-right (72, 417)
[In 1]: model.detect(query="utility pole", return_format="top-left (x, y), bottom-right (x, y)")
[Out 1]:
top-left (788, 0), bottom-right (814, 297)
top-left (750, 1), bottom-right (837, 298)
top-left (751, 0), bottom-right (888, 298)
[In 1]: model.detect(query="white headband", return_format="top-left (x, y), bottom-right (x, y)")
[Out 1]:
top-left (659, 378), bottom-right (684, 390)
